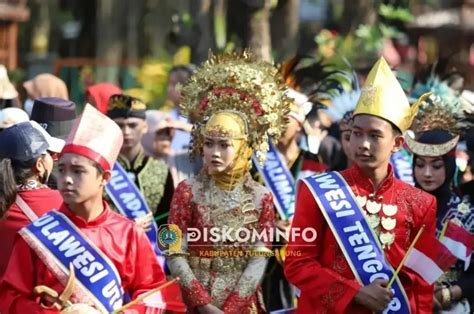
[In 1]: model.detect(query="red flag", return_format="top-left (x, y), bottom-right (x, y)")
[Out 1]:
top-left (405, 232), bottom-right (457, 284)
top-left (441, 221), bottom-right (474, 270)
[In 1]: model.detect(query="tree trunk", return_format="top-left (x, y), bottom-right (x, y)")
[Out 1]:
top-left (227, 0), bottom-right (272, 61)
top-left (248, 0), bottom-right (272, 61)
top-left (190, 0), bottom-right (214, 64)
top-left (341, 0), bottom-right (377, 34)
top-left (95, 0), bottom-right (126, 82)
top-left (270, 0), bottom-right (300, 62)
top-left (125, 0), bottom-right (144, 61)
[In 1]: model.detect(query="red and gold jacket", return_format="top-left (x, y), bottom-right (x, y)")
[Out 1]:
top-left (284, 164), bottom-right (437, 313)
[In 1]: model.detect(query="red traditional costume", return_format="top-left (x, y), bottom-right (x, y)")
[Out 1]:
top-left (285, 164), bottom-right (436, 313)
top-left (0, 105), bottom-right (182, 313)
top-left (0, 203), bottom-right (170, 313)
top-left (165, 50), bottom-right (291, 313)
top-left (284, 57), bottom-right (436, 313)
top-left (0, 188), bottom-right (62, 277)
top-left (168, 173), bottom-right (275, 313)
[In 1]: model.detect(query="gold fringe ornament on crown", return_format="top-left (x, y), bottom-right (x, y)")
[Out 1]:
top-left (405, 95), bottom-right (465, 157)
top-left (180, 50), bottom-right (292, 166)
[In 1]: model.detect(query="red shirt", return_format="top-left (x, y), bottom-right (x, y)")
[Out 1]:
top-left (0, 188), bottom-right (62, 277)
top-left (0, 202), bottom-right (181, 313)
top-left (284, 164), bottom-right (437, 313)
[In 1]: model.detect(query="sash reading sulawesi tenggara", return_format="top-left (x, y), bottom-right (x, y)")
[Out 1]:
top-left (253, 140), bottom-right (296, 220)
top-left (19, 211), bottom-right (123, 313)
top-left (302, 172), bottom-right (411, 314)
top-left (106, 162), bottom-right (165, 268)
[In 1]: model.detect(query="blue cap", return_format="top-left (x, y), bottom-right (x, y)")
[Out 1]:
top-left (0, 121), bottom-right (49, 162)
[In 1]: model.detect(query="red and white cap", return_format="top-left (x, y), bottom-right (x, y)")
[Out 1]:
top-left (61, 104), bottom-right (123, 171)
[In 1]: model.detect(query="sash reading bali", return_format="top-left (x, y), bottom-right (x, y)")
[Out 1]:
top-left (106, 162), bottom-right (165, 267)
top-left (19, 211), bottom-right (123, 313)
top-left (253, 140), bottom-right (296, 220)
top-left (302, 172), bottom-right (411, 314)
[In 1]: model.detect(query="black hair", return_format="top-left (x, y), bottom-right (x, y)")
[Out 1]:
top-left (0, 156), bottom-right (44, 217)
top-left (0, 99), bottom-right (15, 109)
top-left (169, 64), bottom-right (197, 84)
top-left (58, 155), bottom-right (103, 178)
top-left (390, 122), bottom-right (402, 137)
top-left (94, 161), bottom-right (104, 177)
top-left (348, 115), bottom-right (402, 137)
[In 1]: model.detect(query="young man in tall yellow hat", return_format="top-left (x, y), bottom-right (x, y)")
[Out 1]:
top-left (284, 57), bottom-right (436, 313)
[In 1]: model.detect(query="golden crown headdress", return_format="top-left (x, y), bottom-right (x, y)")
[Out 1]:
top-left (180, 50), bottom-right (291, 164)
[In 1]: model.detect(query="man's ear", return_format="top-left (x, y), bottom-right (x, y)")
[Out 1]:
top-left (101, 170), bottom-right (112, 185)
top-left (392, 134), bottom-right (405, 153)
top-left (141, 120), bottom-right (149, 135)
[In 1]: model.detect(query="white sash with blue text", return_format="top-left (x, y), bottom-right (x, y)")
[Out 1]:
top-left (253, 140), bottom-right (296, 220)
top-left (302, 172), bottom-right (411, 314)
top-left (106, 162), bottom-right (165, 268)
top-left (390, 150), bottom-right (414, 186)
top-left (19, 211), bottom-right (123, 313)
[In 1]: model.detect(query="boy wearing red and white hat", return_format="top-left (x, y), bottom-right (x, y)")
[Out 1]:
top-left (0, 105), bottom-right (184, 313)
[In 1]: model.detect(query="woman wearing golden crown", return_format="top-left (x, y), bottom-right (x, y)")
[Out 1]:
top-left (285, 57), bottom-right (436, 313)
top-left (165, 51), bottom-right (290, 313)
top-left (406, 96), bottom-right (474, 313)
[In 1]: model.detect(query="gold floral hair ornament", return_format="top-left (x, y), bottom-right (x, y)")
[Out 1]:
top-left (180, 50), bottom-right (291, 165)
top-left (405, 95), bottom-right (466, 157)
top-left (412, 95), bottom-right (463, 135)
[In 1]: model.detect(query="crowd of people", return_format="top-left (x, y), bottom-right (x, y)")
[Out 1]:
top-left (0, 48), bottom-right (473, 314)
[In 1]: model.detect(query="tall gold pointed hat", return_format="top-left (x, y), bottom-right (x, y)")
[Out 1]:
top-left (353, 57), bottom-right (431, 132)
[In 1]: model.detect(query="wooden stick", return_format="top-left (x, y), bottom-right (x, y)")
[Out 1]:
top-left (438, 220), bottom-right (449, 240)
top-left (387, 225), bottom-right (425, 289)
top-left (111, 277), bottom-right (180, 314)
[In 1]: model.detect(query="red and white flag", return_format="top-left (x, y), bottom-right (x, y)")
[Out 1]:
top-left (405, 232), bottom-right (457, 284)
top-left (441, 221), bottom-right (474, 271)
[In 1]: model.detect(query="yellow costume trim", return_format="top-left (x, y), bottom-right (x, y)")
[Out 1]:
top-left (405, 133), bottom-right (459, 157)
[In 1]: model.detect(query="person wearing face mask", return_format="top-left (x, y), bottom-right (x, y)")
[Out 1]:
top-left (166, 51), bottom-right (290, 313)
top-left (406, 97), bottom-right (474, 313)
top-left (0, 120), bottom-right (64, 277)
